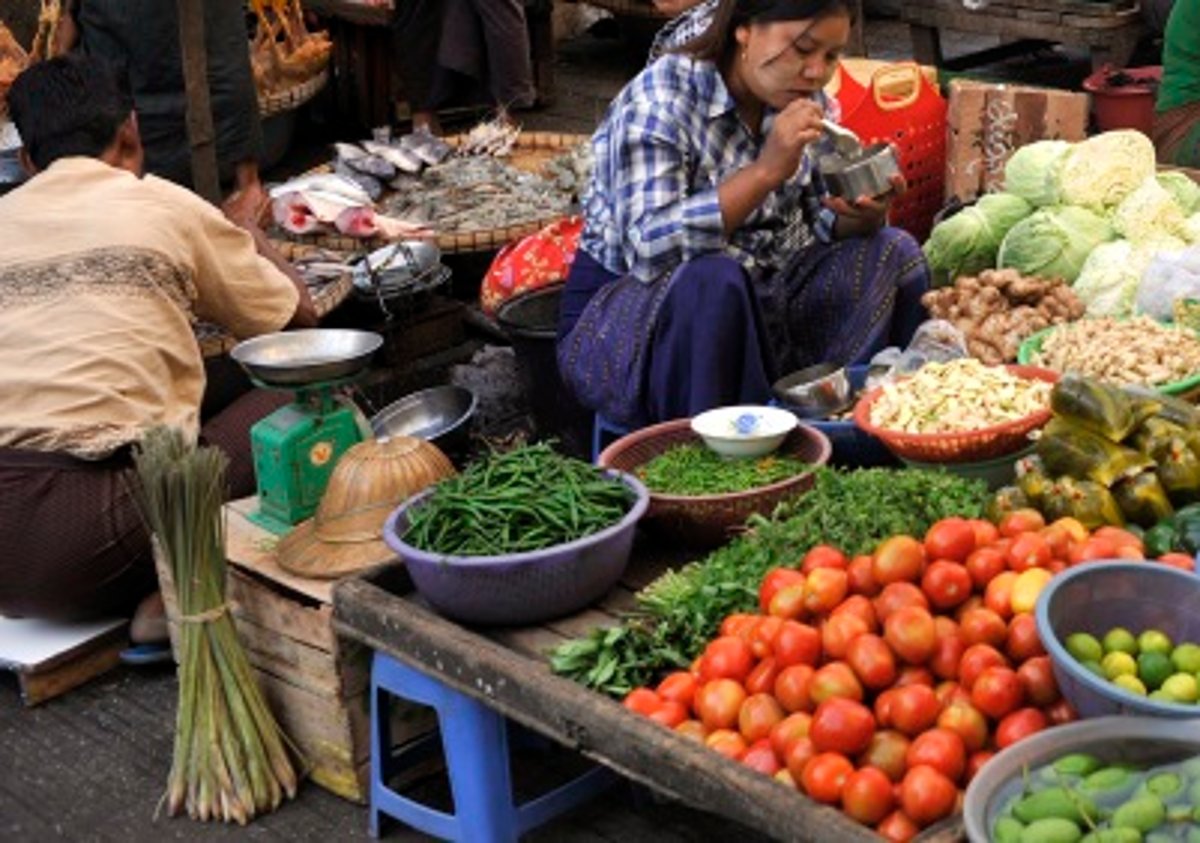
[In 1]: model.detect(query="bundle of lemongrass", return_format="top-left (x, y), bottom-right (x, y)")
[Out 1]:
top-left (135, 428), bottom-right (300, 824)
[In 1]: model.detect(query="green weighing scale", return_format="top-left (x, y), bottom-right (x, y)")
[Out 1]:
top-left (230, 329), bottom-right (383, 534)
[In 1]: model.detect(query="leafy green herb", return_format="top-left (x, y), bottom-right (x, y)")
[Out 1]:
top-left (636, 443), bottom-right (809, 496)
top-left (405, 442), bottom-right (633, 555)
top-left (550, 467), bottom-right (988, 695)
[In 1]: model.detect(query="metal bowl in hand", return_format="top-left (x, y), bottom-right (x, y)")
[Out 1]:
top-left (818, 143), bottom-right (901, 200)
top-left (231, 329), bottom-right (383, 387)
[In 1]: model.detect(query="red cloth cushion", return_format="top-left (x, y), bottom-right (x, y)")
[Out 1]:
top-left (481, 216), bottom-right (584, 314)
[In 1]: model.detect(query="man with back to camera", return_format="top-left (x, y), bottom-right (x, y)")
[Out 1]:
top-left (0, 54), bottom-right (316, 654)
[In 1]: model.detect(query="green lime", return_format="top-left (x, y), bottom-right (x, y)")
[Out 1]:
top-left (1083, 660), bottom-right (1107, 679)
top-left (1104, 627), bottom-right (1140, 656)
top-left (1149, 689), bottom-right (1174, 702)
top-left (1172, 642), bottom-right (1200, 674)
top-left (1138, 651), bottom-right (1175, 690)
top-left (1146, 772), bottom-right (1185, 800)
top-left (1160, 673), bottom-right (1200, 703)
top-left (1138, 629), bottom-right (1174, 656)
top-left (1103, 651), bottom-right (1138, 680)
top-left (1068, 633), bottom-right (1105, 664)
top-left (1113, 674), bottom-right (1148, 696)
top-left (1183, 758), bottom-right (1200, 782)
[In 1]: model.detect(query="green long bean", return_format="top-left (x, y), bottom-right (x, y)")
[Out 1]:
top-left (404, 442), bottom-right (634, 555)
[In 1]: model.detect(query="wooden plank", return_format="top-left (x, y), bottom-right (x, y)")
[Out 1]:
top-left (489, 626), bottom-right (567, 662)
top-left (233, 611), bottom-right (368, 699)
top-left (16, 631), bottom-right (125, 707)
top-left (225, 498), bottom-right (338, 605)
top-left (176, 0), bottom-right (220, 204)
top-left (545, 608), bottom-right (622, 641)
top-left (333, 573), bottom-right (880, 843)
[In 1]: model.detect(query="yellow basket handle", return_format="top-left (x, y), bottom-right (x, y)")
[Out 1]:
top-left (871, 62), bottom-right (924, 112)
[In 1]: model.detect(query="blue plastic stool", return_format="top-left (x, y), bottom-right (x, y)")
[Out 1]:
top-left (370, 651), bottom-right (615, 841)
top-left (591, 414), bottom-right (631, 463)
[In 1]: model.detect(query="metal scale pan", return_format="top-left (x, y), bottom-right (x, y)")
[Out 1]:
top-left (231, 329), bottom-right (383, 388)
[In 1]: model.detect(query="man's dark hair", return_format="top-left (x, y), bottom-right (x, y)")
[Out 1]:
top-left (8, 53), bottom-right (134, 170)
top-left (681, 0), bottom-right (855, 64)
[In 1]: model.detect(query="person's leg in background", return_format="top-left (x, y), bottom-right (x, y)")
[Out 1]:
top-left (394, 0), bottom-right (446, 132)
top-left (465, 0), bottom-right (536, 116)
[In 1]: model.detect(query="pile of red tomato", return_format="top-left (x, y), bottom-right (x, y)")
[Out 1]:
top-left (621, 511), bottom-right (1186, 841)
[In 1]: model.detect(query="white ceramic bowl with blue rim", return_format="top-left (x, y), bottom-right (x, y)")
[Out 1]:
top-left (689, 405), bottom-right (799, 459)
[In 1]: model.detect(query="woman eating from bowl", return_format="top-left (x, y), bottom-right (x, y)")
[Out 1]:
top-left (557, 0), bottom-right (929, 429)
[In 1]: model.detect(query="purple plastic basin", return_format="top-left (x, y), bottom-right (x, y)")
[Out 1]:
top-left (383, 472), bottom-right (649, 626)
top-left (1035, 560), bottom-right (1200, 719)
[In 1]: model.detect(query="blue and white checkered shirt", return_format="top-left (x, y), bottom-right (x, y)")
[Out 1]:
top-left (647, 0), bottom-right (718, 63)
top-left (579, 54), bottom-right (840, 284)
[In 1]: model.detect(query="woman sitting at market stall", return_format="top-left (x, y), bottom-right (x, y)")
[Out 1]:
top-left (0, 56), bottom-right (315, 637)
top-left (557, 0), bottom-right (929, 428)
top-left (1154, 0), bottom-right (1200, 168)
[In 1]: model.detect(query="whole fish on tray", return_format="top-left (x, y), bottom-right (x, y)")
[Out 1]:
top-left (362, 140), bottom-right (423, 175)
top-left (399, 130), bottom-right (452, 166)
top-left (333, 161), bottom-right (384, 202)
top-left (268, 172), bottom-right (371, 206)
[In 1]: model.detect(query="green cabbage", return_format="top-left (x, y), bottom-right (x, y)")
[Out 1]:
top-left (1003, 140), bottom-right (1072, 207)
top-left (1056, 130), bottom-right (1158, 210)
top-left (997, 205), bottom-right (1116, 282)
top-left (922, 192), bottom-right (1032, 283)
top-left (1158, 172), bottom-right (1200, 215)
top-left (1113, 175), bottom-right (1188, 241)
top-left (1073, 240), bottom-right (1152, 317)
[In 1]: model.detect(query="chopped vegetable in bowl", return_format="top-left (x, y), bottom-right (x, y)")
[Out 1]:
top-left (868, 359), bottom-right (1053, 435)
top-left (635, 443), bottom-right (809, 496)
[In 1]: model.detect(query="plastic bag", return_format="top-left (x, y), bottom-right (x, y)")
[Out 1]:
top-left (1041, 477), bottom-right (1125, 528)
top-left (1127, 385), bottom-right (1200, 430)
top-left (1113, 471), bottom-right (1174, 527)
top-left (1135, 244), bottom-right (1200, 321)
top-left (1051, 375), bottom-right (1143, 442)
top-left (1037, 417), bottom-right (1154, 487)
top-left (867, 319), bottom-right (969, 388)
top-left (1150, 435), bottom-right (1200, 505)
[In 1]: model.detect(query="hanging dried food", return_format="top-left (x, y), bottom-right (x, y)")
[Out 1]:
top-left (249, 0), bottom-right (332, 96)
top-left (1037, 416), bottom-right (1153, 488)
top-left (0, 22), bottom-right (29, 116)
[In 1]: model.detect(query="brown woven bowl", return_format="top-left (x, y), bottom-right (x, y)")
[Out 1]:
top-left (597, 418), bottom-right (832, 548)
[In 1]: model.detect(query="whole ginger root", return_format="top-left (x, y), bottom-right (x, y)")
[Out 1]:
top-left (921, 270), bottom-right (1082, 364)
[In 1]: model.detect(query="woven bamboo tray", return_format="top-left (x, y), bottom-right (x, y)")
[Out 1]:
top-left (258, 68), bottom-right (328, 118)
top-left (272, 131), bottom-right (590, 255)
top-left (194, 239), bottom-right (355, 359)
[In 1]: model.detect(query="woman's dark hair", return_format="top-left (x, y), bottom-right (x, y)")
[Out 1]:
top-left (8, 54), bottom-right (134, 171)
top-left (680, 0), bottom-right (855, 63)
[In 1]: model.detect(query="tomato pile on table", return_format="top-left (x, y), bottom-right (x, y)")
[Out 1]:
top-left (621, 512), bottom-right (1193, 840)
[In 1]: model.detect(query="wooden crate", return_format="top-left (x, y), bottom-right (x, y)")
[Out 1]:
top-left (945, 79), bottom-right (1090, 201)
top-left (158, 497), bottom-right (434, 803)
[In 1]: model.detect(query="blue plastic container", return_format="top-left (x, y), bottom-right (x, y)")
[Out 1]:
top-left (1035, 560), bottom-right (1200, 719)
top-left (779, 365), bottom-right (896, 469)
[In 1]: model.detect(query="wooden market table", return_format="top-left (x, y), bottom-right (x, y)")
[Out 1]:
top-left (331, 542), bottom-right (962, 842)
top-left (899, 0), bottom-right (1144, 72)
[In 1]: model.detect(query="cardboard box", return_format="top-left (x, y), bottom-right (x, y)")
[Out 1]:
top-left (946, 80), bottom-right (1090, 202)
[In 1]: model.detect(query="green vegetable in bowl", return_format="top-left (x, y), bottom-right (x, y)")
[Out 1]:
top-left (404, 442), bottom-right (633, 556)
top-left (923, 192), bottom-right (1032, 283)
top-left (635, 443), bottom-right (808, 496)
top-left (998, 205), bottom-right (1115, 284)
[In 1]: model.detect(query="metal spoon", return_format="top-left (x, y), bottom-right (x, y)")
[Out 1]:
top-left (821, 119), bottom-right (864, 158)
